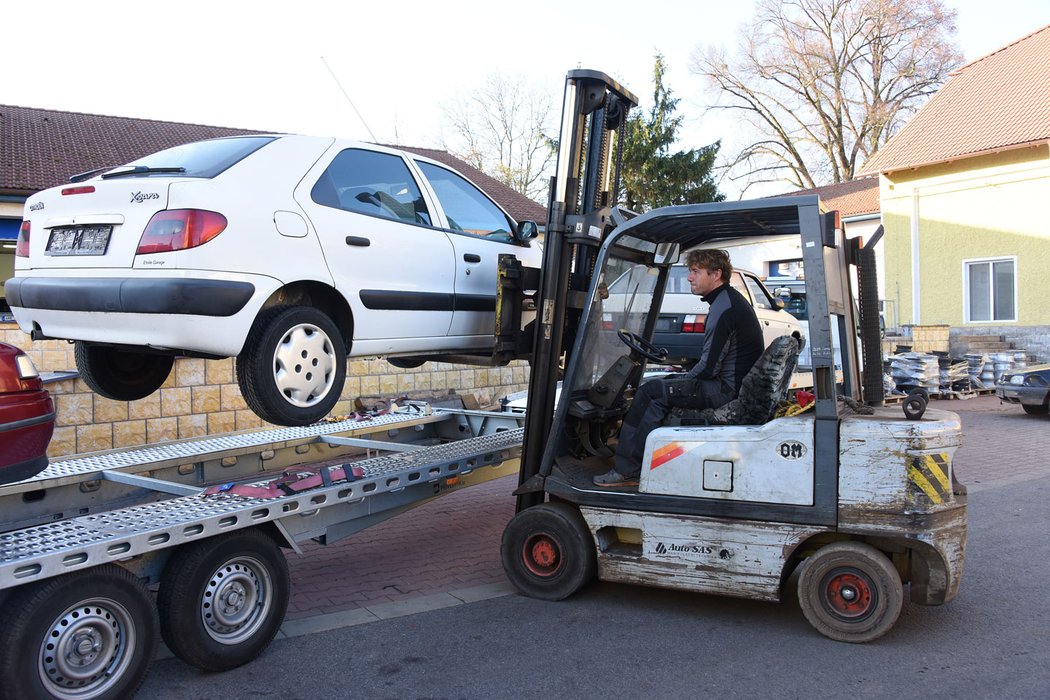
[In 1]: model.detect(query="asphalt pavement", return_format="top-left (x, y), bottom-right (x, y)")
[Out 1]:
top-left (139, 395), bottom-right (1050, 699)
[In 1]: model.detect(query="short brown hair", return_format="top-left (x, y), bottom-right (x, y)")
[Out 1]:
top-left (685, 248), bottom-right (733, 280)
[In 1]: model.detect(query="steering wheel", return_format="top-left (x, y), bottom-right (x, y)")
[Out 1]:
top-left (617, 329), bottom-right (668, 363)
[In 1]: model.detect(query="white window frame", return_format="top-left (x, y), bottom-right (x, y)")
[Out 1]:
top-left (962, 256), bottom-right (1017, 324)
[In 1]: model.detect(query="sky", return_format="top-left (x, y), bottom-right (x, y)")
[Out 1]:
top-left (5, 0), bottom-right (1050, 197)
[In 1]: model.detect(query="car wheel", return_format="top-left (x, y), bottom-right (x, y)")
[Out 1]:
top-left (387, 357), bottom-right (427, 369)
top-left (75, 342), bottom-right (174, 401)
top-left (237, 306), bottom-right (346, 426)
top-left (1021, 403), bottom-right (1049, 415)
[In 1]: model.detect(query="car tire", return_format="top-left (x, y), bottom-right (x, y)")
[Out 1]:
top-left (1021, 403), bottom-right (1049, 415)
top-left (75, 342), bottom-right (174, 402)
top-left (237, 306), bottom-right (346, 426)
top-left (387, 357), bottom-right (427, 369)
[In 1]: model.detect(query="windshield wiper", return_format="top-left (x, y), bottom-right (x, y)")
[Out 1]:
top-left (69, 166), bottom-right (110, 183)
top-left (101, 165), bottom-right (187, 180)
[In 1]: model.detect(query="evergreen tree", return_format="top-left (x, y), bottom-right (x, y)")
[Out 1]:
top-left (620, 54), bottom-right (723, 211)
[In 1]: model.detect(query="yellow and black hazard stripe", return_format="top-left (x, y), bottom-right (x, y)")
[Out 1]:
top-left (908, 453), bottom-right (951, 504)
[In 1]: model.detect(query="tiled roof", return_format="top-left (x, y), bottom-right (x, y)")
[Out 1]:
top-left (0, 105), bottom-right (545, 222)
top-left (780, 177), bottom-right (880, 217)
top-left (0, 105), bottom-right (258, 194)
top-left (859, 24), bottom-right (1050, 175)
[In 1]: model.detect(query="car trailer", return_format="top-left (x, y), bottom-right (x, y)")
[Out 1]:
top-left (0, 402), bottom-right (524, 700)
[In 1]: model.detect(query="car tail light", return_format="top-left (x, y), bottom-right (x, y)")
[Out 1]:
top-left (61, 185), bottom-right (96, 196)
top-left (15, 221), bottom-right (30, 257)
top-left (601, 313), bottom-right (614, 331)
top-left (682, 315), bottom-right (706, 333)
top-left (136, 209), bottom-right (228, 254)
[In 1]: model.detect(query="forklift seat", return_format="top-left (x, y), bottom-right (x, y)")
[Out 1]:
top-left (668, 332), bottom-right (802, 426)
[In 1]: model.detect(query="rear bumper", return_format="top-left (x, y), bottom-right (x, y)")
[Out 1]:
top-left (0, 391), bottom-right (55, 484)
top-left (6, 277), bottom-right (254, 317)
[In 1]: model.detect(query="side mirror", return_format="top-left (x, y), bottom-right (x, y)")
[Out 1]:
top-left (771, 297), bottom-right (785, 311)
top-left (515, 220), bottom-right (539, 243)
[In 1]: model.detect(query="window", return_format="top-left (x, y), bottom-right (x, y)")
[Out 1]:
top-left (312, 149), bottom-right (431, 225)
top-left (414, 161), bottom-right (513, 236)
top-left (729, 272), bottom-right (752, 303)
top-left (743, 274), bottom-right (774, 310)
top-left (105, 136), bottom-right (275, 179)
top-left (965, 258), bottom-right (1015, 322)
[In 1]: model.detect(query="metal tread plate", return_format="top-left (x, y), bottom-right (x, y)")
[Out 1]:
top-left (6, 407), bottom-right (447, 491)
top-left (0, 428), bottom-right (523, 589)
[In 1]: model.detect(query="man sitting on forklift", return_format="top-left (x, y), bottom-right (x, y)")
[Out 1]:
top-left (593, 249), bottom-right (764, 487)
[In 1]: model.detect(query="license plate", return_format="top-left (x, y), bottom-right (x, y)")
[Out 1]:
top-left (46, 225), bottom-right (112, 256)
top-left (656, 316), bottom-right (679, 332)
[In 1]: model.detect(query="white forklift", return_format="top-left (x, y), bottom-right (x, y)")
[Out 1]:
top-left (500, 70), bottom-right (966, 642)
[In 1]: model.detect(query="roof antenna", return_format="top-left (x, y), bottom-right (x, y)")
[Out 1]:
top-left (321, 56), bottom-right (378, 142)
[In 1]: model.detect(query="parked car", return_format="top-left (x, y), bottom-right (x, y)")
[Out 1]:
top-left (603, 264), bottom-right (803, 366)
top-left (996, 364), bottom-right (1050, 415)
top-left (0, 343), bottom-right (55, 484)
top-left (8, 135), bottom-right (541, 426)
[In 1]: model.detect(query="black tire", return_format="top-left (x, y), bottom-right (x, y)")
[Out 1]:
top-left (501, 502), bottom-right (596, 601)
top-left (74, 342), bottom-right (173, 402)
top-left (237, 306), bottom-right (347, 426)
top-left (157, 529), bottom-right (290, 672)
top-left (0, 565), bottom-right (158, 700)
top-left (1021, 403), bottom-right (1049, 415)
top-left (796, 541), bottom-right (903, 643)
top-left (387, 357), bottom-right (427, 370)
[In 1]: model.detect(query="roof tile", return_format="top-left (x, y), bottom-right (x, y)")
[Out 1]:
top-left (859, 24), bottom-right (1050, 174)
top-left (0, 105), bottom-right (545, 223)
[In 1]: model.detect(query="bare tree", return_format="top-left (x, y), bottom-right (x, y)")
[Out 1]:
top-left (442, 73), bottom-right (556, 203)
top-left (692, 0), bottom-right (963, 193)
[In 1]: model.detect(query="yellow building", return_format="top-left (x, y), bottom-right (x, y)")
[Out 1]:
top-left (859, 24), bottom-right (1050, 359)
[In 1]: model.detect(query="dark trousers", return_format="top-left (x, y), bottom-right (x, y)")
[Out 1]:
top-left (613, 377), bottom-right (732, 478)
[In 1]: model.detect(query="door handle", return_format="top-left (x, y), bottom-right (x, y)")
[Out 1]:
top-left (345, 236), bottom-right (370, 247)
top-left (463, 253), bottom-right (481, 263)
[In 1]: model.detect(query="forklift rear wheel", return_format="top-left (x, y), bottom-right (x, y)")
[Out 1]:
top-left (796, 541), bottom-right (903, 643)
top-left (157, 529), bottom-right (290, 672)
top-left (501, 502), bottom-right (596, 601)
top-left (0, 564), bottom-right (158, 700)
top-left (75, 341), bottom-right (174, 402)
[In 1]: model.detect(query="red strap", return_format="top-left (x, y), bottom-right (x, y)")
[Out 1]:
top-left (204, 464), bottom-right (365, 499)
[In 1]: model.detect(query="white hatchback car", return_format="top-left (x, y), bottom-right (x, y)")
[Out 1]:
top-left (9, 135), bottom-right (541, 425)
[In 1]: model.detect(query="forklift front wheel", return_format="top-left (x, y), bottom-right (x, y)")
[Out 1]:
top-left (796, 541), bottom-right (903, 643)
top-left (501, 503), bottom-right (596, 601)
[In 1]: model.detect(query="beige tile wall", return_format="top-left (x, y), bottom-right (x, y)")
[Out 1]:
top-left (2, 324), bottom-right (529, 459)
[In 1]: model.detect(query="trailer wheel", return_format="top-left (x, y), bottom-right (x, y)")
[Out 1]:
top-left (237, 306), bottom-right (346, 426)
top-left (0, 565), bottom-right (157, 700)
top-left (75, 341), bottom-right (174, 402)
top-left (158, 529), bottom-right (290, 672)
top-left (796, 541), bottom-right (903, 643)
top-left (501, 502), bottom-right (596, 601)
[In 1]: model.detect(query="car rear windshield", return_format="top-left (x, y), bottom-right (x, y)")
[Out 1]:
top-left (105, 136), bottom-right (276, 179)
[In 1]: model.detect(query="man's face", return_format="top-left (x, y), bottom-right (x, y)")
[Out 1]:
top-left (687, 265), bottom-right (723, 296)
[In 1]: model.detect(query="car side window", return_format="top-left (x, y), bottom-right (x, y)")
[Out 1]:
top-left (311, 149), bottom-right (431, 225)
top-left (743, 274), bottom-right (774, 310)
top-left (730, 272), bottom-right (752, 303)
top-left (414, 161), bottom-right (514, 237)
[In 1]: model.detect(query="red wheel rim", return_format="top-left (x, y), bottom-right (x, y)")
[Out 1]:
top-left (522, 533), bottom-right (563, 578)
top-left (821, 568), bottom-right (876, 620)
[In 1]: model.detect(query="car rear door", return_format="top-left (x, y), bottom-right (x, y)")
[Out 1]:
top-left (295, 146), bottom-right (455, 346)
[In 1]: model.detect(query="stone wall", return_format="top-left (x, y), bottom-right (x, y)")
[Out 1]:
top-left (1, 323), bottom-right (529, 459)
top-left (949, 325), bottom-right (1050, 363)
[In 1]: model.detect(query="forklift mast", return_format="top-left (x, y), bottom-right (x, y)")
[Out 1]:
top-left (517, 70), bottom-right (638, 511)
